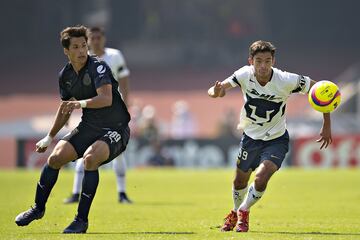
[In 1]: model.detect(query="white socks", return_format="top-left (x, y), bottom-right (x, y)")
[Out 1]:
top-left (239, 182), bottom-right (264, 211)
top-left (72, 155), bottom-right (128, 194)
top-left (113, 154), bottom-right (127, 193)
top-left (233, 186), bottom-right (248, 211)
top-left (73, 158), bottom-right (84, 194)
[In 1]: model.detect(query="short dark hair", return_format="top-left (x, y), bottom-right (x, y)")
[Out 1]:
top-left (60, 25), bottom-right (88, 49)
top-left (249, 40), bottom-right (276, 58)
top-left (88, 26), bottom-right (105, 36)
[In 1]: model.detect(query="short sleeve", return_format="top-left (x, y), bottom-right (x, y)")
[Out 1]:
top-left (283, 71), bottom-right (311, 94)
top-left (93, 62), bottom-right (113, 89)
top-left (223, 66), bottom-right (251, 88)
top-left (115, 51), bottom-right (130, 79)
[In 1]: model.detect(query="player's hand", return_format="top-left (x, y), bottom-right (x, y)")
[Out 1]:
top-left (213, 81), bottom-right (225, 97)
top-left (61, 101), bottom-right (81, 115)
top-left (316, 124), bottom-right (332, 149)
top-left (35, 135), bottom-right (53, 153)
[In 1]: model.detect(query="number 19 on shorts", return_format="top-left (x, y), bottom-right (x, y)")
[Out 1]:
top-left (238, 149), bottom-right (248, 161)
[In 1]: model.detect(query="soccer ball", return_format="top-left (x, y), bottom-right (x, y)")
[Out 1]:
top-left (308, 80), bottom-right (341, 113)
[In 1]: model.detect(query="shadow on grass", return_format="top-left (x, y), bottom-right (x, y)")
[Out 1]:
top-left (28, 231), bottom-right (195, 235)
top-left (252, 230), bottom-right (360, 236)
top-left (88, 231), bottom-right (195, 235)
top-left (137, 202), bottom-right (194, 206)
top-left (210, 226), bottom-right (360, 236)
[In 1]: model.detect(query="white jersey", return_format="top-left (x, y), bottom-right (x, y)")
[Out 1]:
top-left (224, 65), bottom-right (311, 141)
top-left (92, 47), bottom-right (130, 81)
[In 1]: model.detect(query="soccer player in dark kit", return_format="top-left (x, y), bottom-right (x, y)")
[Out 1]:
top-left (15, 25), bottom-right (131, 234)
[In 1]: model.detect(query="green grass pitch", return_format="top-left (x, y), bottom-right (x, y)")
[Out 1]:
top-left (0, 168), bottom-right (360, 240)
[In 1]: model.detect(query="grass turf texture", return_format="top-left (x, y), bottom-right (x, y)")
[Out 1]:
top-left (0, 168), bottom-right (359, 240)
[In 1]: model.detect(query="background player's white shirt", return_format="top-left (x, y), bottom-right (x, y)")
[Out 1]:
top-left (224, 65), bottom-right (311, 141)
top-left (93, 47), bottom-right (130, 81)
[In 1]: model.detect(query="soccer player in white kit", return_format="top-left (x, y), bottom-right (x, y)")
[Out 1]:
top-left (64, 26), bottom-right (132, 204)
top-left (208, 40), bottom-right (332, 232)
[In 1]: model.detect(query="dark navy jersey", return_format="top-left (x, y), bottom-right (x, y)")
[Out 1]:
top-left (58, 55), bottom-right (130, 129)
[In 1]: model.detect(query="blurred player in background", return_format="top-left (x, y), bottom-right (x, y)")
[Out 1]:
top-left (208, 40), bottom-right (332, 233)
top-left (64, 26), bottom-right (132, 204)
top-left (15, 25), bottom-right (131, 233)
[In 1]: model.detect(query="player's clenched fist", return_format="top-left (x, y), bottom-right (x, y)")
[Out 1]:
top-left (35, 135), bottom-right (53, 153)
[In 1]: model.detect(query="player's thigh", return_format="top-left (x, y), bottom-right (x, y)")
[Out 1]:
top-left (260, 130), bottom-right (289, 170)
top-left (47, 140), bottom-right (78, 169)
top-left (236, 134), bottom-right (262, 172)
top-left (255, 160), bottom-right (278, 181)
top-left (100, 126), bottom-right (130, 166)
top-left (83, 140), bottom-right (110, 170)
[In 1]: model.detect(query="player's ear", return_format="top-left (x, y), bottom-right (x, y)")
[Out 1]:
top-left (272, 57), bottom-right (276, 65)
top-left (63, 48), bottom-right (68, 56)
top-left (248, 57), bottom-right (253, 65)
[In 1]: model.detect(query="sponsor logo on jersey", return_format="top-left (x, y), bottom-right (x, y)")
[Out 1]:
top-left (248, 89), bottom-right (281, 100)
top-left (97, 65), bottom-right (106, 74)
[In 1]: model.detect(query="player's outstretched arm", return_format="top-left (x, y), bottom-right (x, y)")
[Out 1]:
top-left (317, 112), bottom-right (332, 149)
top-left (208, 81), bottom-right (232, 98)
top-left (309, 80), bottom-right (333, 149)
top-left (36, 102), bottom-right (72, 153)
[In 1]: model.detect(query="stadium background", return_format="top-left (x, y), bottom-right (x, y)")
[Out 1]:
top-left (0, 0), bottom-right (359, 169)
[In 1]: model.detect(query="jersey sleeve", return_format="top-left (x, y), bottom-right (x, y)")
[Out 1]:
top-left (223, 66), bottom-right (251, 88)
top-left (283, 72), bottom-right (311, 94)
top-left (115, 51), bottom-right (130, 79)
top-left (92, 62), bottom-right (113, 89)
top-left (58, 71), bottom-right (72, 101)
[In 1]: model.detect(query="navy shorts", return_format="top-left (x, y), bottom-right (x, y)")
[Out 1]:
top-left (62, 122), bottom-right (130, 165)
top-left (236, 130), bottom-right (289, 172)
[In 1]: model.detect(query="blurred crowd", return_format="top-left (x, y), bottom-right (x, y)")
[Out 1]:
top-left (127, 99), bottom-right (241, 167)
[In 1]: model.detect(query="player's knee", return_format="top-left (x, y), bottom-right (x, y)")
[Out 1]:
top-left (83, 154), bottom-right (98, 170)
top-left (47, 154), bottom-right (63, 169)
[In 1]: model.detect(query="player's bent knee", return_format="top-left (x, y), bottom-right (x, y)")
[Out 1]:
top-left (83, 154), bottom-right (99, 170)
top-left (47, 154), bottom-right (63, 169)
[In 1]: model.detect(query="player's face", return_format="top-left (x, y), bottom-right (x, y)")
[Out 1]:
top-left (249, 52), bottom-right (275, 80)
top-left (64, 37), bottom-right (88, 65)
top-left (88, 31), bottom-right (105, 52)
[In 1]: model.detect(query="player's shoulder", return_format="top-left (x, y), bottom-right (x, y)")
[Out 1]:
top-left (234, 65), bottom-right (253, 75)
top-left (273, 67), bottom-right (297, 79)
top-left (233, 65), bottom-right (254, 83)
top-left (87, 56), bottom-right (111, 75)
top-left (58, 62), bottom-right (72, 80)
top-left (233, 65), bottom-right (252, 77)
top-left (105, 47), bottom-right (123, 57)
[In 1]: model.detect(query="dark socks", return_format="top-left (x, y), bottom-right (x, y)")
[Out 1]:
top-left (77, 170), bottom-right (99, 222)
top-left (35, 164), bottom-right (59, 211)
